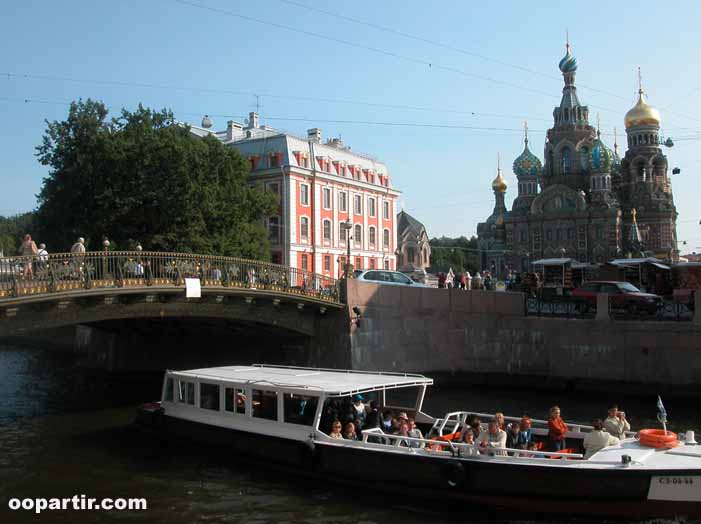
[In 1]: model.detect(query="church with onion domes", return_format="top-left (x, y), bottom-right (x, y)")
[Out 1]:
top-left (477, 42), bottom-right (678, 278)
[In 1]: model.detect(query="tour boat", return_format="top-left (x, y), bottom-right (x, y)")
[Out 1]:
top-left (136, 364), bottom-right (701, 518)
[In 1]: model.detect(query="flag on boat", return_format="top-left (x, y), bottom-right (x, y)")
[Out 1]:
top-left (657, 395), bottom-right (667, 418)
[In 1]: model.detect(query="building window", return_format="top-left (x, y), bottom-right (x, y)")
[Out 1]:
top-left (384, 259), bottom-right (390, 270)
top-left (323, 219), bottom-right (332, 244)
top-left (355, 256), bottom-right (363, 270)
top-left (322, 187), bottom-right (331, 209)
top-left (369, 258), bottom-right (376, 269)
top-left (301, 254), bottom-right (308, 271)
top-left (354, 194), bottom-right (362, 215)
top-left (368, 197), bottom-right (376, 217)
top-left (339, 191), bottom-right (347, 212)
top-left (383, 229), bottom-right (390, 249)
top-left (340, 224), bottom-right (347, 245)
top-left (300, 183), bottom-right (310, 206)
top-left (300, 217), bottom-right (309, 242)
top-left (354, 224), bottom-right (362, 248)
top-left (369, 226), bottom-right (376, 248)
top-left (568, 228), bottom-right (575, 240)
top-left (268, 216), bottom-right (280, 243)
top-left (383, 201), bottom-right (390, 220)
top-left (546, 230), bottom-right (553, 241)
top-left (407, 247), bottom-right (415, 264)
top-left (520, 230), bottom-right (527, 242)
top-left (324, 255), bottom-right (331, 272)
top-left (267, 182), bottom-right (280, 200)
top-left (269, 154), bottom-right (279, 168)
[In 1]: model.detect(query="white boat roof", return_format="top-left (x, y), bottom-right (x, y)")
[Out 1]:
top-left (169, 364), bottom-right (433, 396)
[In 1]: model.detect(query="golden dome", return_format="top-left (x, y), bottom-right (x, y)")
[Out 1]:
top-left (492, 171), bottom-right (508, 192)
top-left (624, 90), bottom-right (661, 129)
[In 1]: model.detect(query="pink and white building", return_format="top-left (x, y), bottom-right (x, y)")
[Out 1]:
top-left (189, 113), bottom-right (401, 278)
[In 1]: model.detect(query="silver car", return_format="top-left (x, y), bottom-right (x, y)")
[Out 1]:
top-left (354, 269), bottom-right (425, 287)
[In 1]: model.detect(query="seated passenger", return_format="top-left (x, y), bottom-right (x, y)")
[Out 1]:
top-left (604, 405), bottom-right (631, 440)
top-left (494, 412), bottom-right (507, 431)
top-left (505, 421), bottom-right (522, 450)
top-left (479, 420), bottom-right (507, 456)
top-left (583, 419), bottom-right (620, 459)
top-left (394, 423), bottom-right (411, 447)
top-left (517, 417), bottom-right (533, 449)
top-left (407, 418), bottom-right (424, 448)
top-left (343, 422), bottom-right (358, 441)
top-left (466, 414), bottom-right (483, 441)
top-left (461, 429), bottom-right (480, 456)
top-left (329, 421), bottom-right (343, 439)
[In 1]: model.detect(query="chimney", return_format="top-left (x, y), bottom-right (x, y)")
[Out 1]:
top-left (226, 120), bottom-right (235, 141)
top-left (248, 112), bottom-right (260, 129)
top-left (307, 128), bottom-right (322, 143)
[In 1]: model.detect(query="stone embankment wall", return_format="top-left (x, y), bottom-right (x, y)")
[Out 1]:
top-left (345, 280), bottom-right (701, 390)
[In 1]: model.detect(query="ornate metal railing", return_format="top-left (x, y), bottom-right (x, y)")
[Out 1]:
top-left (609, 298), bottom-right (693, 321)
top-left (0, 251), bottom-right (341, 304)
top-left (525, 296), bottom-right (595, 319)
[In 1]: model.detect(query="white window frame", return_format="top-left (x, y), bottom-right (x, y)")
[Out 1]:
top-left (339, 223), bottom-right (347, 245)
top-left (339, 191), bottom-right (347, 213)
top-left (368, 197), bottom-right (376, 218)
top-left (369, 226), bottom-right (376, 249)
top-left (322, 187), bottom-right (332, 210)
top-left (322, 219), bottom-right (332, 244)
top-left (300, 183), bottom-right (310, 207)
top-left (383, 228), bottom-right (390, 249)
top-left (354, 224), bottom-right (362, 248)
top-left (300, 216), bottom-right (309, 243)
top-left (383, 201), bottom-right (390, 221)
top-left (354, 194), bottom-right (362, 215)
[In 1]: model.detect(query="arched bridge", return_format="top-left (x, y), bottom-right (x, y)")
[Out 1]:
top-left (0, 251), bottom-right (344, 337)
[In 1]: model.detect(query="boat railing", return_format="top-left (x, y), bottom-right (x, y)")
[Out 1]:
top-left (431, 411), bottom-right (635, 438)
top-left (359, 428), bottom-right (584, 460)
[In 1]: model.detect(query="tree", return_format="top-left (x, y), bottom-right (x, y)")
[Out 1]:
top-left (0, 212), bottom-right (35, 256)
top-left (35, 100), bottom-right (277, 259)
top-left (429, 236), bottom-right (480, 274)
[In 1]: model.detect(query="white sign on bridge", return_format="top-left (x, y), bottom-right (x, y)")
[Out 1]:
top-left (185, 278), bottom-right (201, 299)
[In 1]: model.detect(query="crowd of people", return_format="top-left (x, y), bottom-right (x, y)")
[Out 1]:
top-left (4, 234), bottom-right (86, 279)
top-left (324, 398), bottom-right (632, 460)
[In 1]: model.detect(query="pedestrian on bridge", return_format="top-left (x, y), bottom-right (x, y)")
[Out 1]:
top-left (19, 234), bottom-right (38, 279)
top-left (37, 244), bottom-right (49, 272)
top-left (70, 237), bottom-right (86, 277)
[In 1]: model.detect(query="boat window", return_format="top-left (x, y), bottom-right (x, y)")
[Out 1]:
top-left (252, 389), bottom-right (278, 421)
top-left (199, 383), bottom-right (220, 411)
top-left (225, 387), bottom-right (246, 415)
top-left (164, 377), bottom-right (174, 402)
top-left (283, 393), bottom-right (319, 426)
top-left (178, 380), bottom-right (195, 405)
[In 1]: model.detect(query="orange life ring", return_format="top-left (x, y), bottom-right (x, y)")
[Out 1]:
top-left (638, 428), bottom-right (678, 449)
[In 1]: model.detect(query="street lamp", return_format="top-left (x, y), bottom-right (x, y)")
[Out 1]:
top-left (341, 220), bottom-right (353, 278)
top-left (102, 237), bottom-right (110, 280)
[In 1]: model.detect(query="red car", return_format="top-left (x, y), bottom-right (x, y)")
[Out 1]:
top-left (571, 281), bottom-right (663, 314)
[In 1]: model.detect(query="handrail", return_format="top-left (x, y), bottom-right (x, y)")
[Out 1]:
top-left (432, 411), bottom-right (636, 438)
top-left (0, 250), bottom-right (342, 304)
top-left (359, 428), bottom-right (584, 459)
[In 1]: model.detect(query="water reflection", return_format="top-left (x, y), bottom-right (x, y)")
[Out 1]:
top-left (0, 343), bottom-right (697, 524)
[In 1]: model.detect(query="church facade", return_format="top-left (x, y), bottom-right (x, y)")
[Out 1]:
top-left (477, 44), bottom-right (678, 278)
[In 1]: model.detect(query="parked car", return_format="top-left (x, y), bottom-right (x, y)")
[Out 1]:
top-left (571, 281), bottom-right (662, 314)
top-left (354, 269), bottom-right (425, 287)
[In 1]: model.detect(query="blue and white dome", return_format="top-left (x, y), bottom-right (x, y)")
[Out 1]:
top-left (513, 142), bottom-right (542, 178)
top-left (590, 137), bottom-right (613, 171)
top-left (558, 47), bottom-right (578, 73)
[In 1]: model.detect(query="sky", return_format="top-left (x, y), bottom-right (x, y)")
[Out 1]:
top-left (1, 0), bottom-right (701, 251)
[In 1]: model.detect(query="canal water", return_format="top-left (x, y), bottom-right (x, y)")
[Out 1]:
top-left (0, 342), bottom-right (697, 524)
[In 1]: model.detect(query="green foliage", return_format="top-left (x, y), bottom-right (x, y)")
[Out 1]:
top-left (35, 100), bottom-right (277, 259)
top-left (429, 236), bottom-right (480, 274)
top-left (0, 212), bottom-right (36, 256)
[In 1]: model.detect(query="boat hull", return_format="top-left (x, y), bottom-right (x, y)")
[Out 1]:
top-left (143, 413), bottom-right (701, 519)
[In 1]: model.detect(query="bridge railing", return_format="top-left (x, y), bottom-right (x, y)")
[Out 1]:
top-left (0, 251), bottom-right (341, 304)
